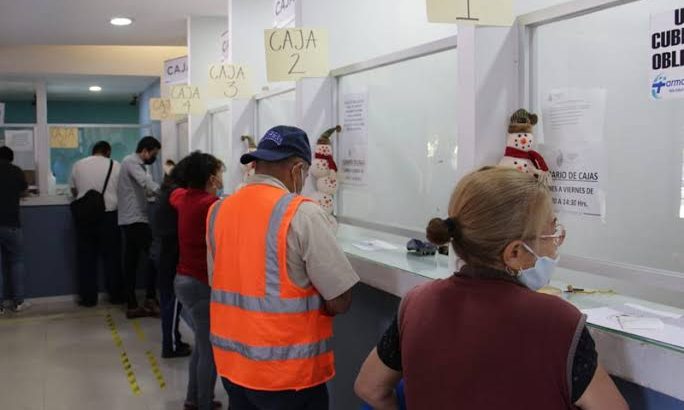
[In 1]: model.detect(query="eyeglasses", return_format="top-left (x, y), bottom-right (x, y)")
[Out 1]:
top-left (539, 223), bottom-right (566, 247)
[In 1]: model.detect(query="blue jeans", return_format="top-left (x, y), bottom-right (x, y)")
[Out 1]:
top-left (0, 226), bottom-right (26, 306)
top-left (175, 274), bottom-right (217, 410)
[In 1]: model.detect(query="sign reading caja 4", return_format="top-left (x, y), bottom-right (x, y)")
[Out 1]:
top-left (650, 8), bottom-right (684, 100)
top-left (264, 28), bottom-right (329, 82)
top-left (170, 85), bottom-right (204, 115)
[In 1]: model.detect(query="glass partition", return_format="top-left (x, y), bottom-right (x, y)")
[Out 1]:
top-left (531, 0), bottom-right (684, 277)
top-left (335, 47), bottom-right (459, 235)
top-left (208, 107), bottom-right (241, 193)
top-left (48, 125), bottom-right (143, 186)
top-left (256, 89), bottom-right (296, 139)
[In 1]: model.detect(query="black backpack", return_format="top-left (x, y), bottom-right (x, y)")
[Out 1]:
top-left (70, 159), bottom-right (114, 227)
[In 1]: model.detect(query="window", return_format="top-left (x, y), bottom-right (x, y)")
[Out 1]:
top-left (49, 126), bottom-right (143, 185)
top-left (335, 45), bottom-right (459, 234)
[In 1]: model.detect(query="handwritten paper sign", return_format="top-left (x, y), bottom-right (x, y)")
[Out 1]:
top-left (220, 30), bottom-right (231, 63)
top-left (50, 127), bottom-right (79, 148)
top-left (164, 56), bottom-right (188, 85)
top-left (150, 98), bottom-right (174, 121)
top-left (426, 0), bottom-right (513, 26)
top-left (274, 0), bottom-right (296, 28)
top-left (264, 28), bottom-right (329, 82)
top-left (170, 85), bottom-right (205, 115)
top-left (207, 64), bottom-right (252, 99)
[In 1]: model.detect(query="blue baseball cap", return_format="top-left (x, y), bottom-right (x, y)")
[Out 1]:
top-left (240, 125), bottom-right (312, 165)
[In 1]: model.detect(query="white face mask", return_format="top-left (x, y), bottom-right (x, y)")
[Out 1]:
top-left (517, 243), bottom-right (560, 291)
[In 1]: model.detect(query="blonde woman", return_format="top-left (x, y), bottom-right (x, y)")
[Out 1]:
top-left (355, 167), bottom-right (628, 410)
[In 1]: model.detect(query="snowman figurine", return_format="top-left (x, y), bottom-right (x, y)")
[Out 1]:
top-left (311, 125), bottom-right (341, 214)
top-left (240, 135), bottom-right (257, 181)
top-left (499, 109), bottom-right (550, 184)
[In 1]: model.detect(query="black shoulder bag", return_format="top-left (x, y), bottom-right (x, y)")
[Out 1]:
top-left (70, 159), bottom-right (114, 227)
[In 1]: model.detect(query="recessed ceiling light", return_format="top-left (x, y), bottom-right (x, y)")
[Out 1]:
top-left (89, 86), bottom-right (102, 92)
top-left (110, 17), bottom-right (133, 26)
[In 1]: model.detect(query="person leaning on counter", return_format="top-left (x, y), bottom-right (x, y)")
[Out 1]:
top-left (207, 126), bottom-right (360, 410)
top-left (355, 167), bottom-right (629, 410)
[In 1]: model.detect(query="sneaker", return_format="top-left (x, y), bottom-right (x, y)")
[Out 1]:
top-left (13, 301), bottom-right (32, 312)
top-left (143, 298), bottom-right (161, 318)
top-left (126, 306), bottom-right (149, 319)
top-left (161, 344), bottom-right (192, 359)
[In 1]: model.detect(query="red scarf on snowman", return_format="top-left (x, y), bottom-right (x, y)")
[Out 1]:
top-left (314, 152), bottom-right (338, 172)
top-left (504, 147), bottom-right (549, 172)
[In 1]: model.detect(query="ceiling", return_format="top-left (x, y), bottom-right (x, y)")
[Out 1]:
top-left (0, 75), bottom-right (158, 101)
top-left (0, 0), bottom-right (226, 46)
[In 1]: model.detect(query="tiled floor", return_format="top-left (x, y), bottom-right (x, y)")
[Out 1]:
top-left (0, 300), bottom-right (228, 410)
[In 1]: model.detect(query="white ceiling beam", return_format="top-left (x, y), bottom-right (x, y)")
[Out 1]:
top-left (0, 45), bottom-right (187, 77)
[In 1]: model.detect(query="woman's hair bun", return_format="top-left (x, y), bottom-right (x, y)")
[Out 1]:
top-left (426, 217), bottom-right (461, 245)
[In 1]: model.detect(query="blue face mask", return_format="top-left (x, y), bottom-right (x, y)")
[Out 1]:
top-left (518, 243), bottom-right (559, 291)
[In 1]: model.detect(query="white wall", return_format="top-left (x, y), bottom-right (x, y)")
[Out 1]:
top-left (187, 16), bottom-right (229, 153)
top-left (230, 0), bottom-right (274, 92)
top-left (301, 0), bottom-right (457, 68)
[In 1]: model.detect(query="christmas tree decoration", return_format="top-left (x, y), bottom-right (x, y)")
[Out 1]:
top-left (498, 109), bottom-right (550, 184)
top-left (311, 125), bottom-right (341, 214)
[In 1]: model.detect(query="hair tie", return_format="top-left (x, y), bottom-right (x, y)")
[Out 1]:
top-left (444, 218), bottom-right (461, 240)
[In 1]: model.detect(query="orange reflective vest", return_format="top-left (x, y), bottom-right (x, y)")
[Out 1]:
top-left (207, 184), bottom-right (334, 391)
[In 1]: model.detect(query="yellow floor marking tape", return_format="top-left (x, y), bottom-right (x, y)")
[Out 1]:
top-left (145, 350), bottom-right (167, 390)
top-left (106, 313), bottom-right (142, 396)
top-left (132, 319), bottom-right (147, 342)
top-left (0, 309), bottom-right (107, 326)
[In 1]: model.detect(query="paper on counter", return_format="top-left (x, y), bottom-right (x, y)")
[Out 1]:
top-left (617, 316), bottom-right (664, 331)
top-left (352, 239), bottom-right (399, 252)
top-left (624, 303), bottom-right (683, 320)
top-left (582, 307), bottom-right (684, 349)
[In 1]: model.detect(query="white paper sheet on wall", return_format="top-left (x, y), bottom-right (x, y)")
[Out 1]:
top-left (541, 88), bottom-right (608, 218)
top-left (5, 129), bottom-right (33, 152)
top-left (541, 88), bottom-right (607, 144)
top-left (0, 102), bottom-right (5, 124)
top-left (340, 91), bottom-right (369, 186)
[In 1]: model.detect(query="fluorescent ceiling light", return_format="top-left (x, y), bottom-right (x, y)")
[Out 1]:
top-left (110, 17), bottom-right (133, 26)
top-left (89, 86), bottom-right (102, 92)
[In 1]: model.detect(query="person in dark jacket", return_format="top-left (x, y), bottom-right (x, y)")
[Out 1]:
top-left (152, 158), bottom-right (191, 358)
top-left (0, 146), bottom-right (29, 314)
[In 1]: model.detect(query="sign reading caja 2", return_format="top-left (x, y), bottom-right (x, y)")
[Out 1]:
top-left (650, 8), bottom-right (684, 100)
top-left (264, 28), bottom-right (328, 82)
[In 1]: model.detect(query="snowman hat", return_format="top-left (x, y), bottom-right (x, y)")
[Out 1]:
top-left (510, 109), bottom-right (538, 126)
top-left (317, 125), bottom-right (342, 145)
top-left (508, 109), bottom-right (538, 133)
top-left (241, 135), bottom-right (257, 149)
